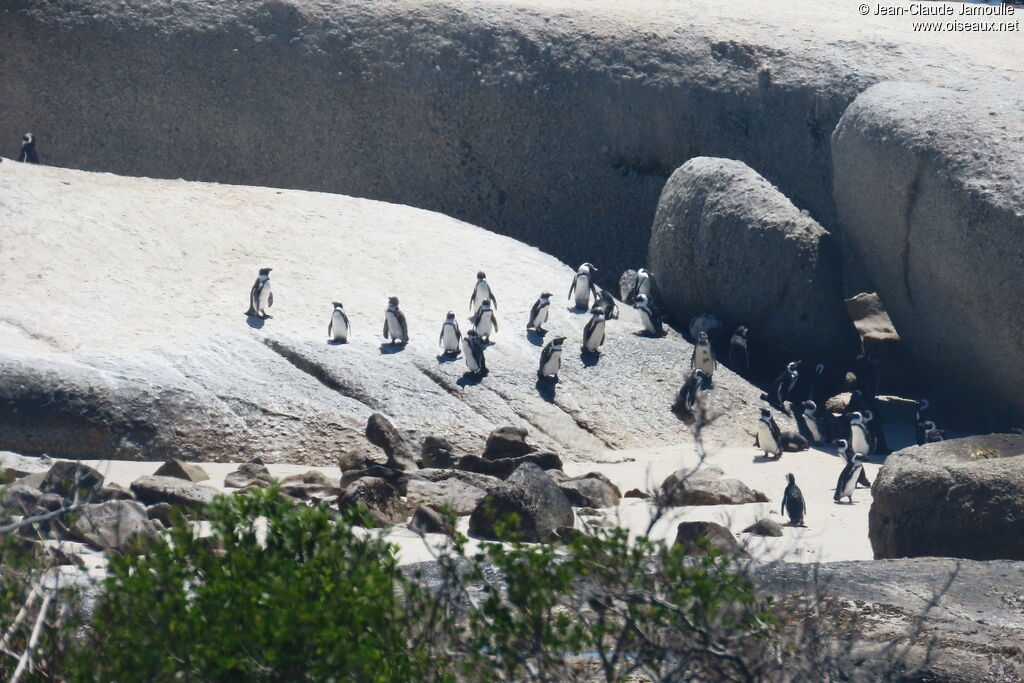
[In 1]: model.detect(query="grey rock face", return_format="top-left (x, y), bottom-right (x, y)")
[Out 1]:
top-left (130, 475), bottom-right (218, 512)
top-left (338, 477), bottom-right (408, 528)
top-left (833, 82), bottom-right (1024, 423)
top-left (70, 500), bottom-right (159, 553)
top-left (366, 413), bottom-right (419, 471)
top-left (405, 477), bottom-right (488, 516)
top-left (2, 484), bottom-right (43, 515)
top-left (648, 157), bottom-right (858, 369)
top-left (468, 463), bottom-right (574, 543)
top-left (419, 436), bottom-right (455, 469)
top-left (40, 461), bottom-right (104, 502)
top-left (660, 467), bottom-right (768, 506)
top-left (457, 453), bottom-right (562, 480)
top-left (408, 507), bottom-right (455, 537)
top-left (224, 462), bottom-right (273, 489)
top-left (481, 426), bottom-right (534, 461)
top-left (674, 521), bottom-right (749, 558)
top-left (869, 434), bottom-right (1024, 560)
top-left (557, 472), bottom-right (622, 508)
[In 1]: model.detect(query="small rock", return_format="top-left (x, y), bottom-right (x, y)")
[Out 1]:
top-left (406, 477), bottom-right (487, 516)
top-left (336, 449), bottom-right (368, 472)
top-left (339, 464), bottom-right (410, 495)
top-left (40, 461), bottom-right (104, 501)
top-left (2, 484), bottom-right (43, 514)
top-left (37, 492), bottom-right (64, 511)
top-left (742, 518), bottom-right (784, 537)
top-left (224, 461), bottom-right (272, 489)
top-left (146, 502), bottom-right (175, 527)
top-left (338, 477), bottom-right (408, 527)
top-left (660, 469), bottom-right (768, 506)
top-left (481, 426), bottom-right (535, 460)
top-left (675, 521), bottom-right (750, 558)
top-left (153, 459), bottom-right (210, 483)
top-left (624, 488), bottom-right (650, 499)
top-left (281, 470), bottom-right (333, 487)
top-left (408, 506), bottom-right (454, 536)
top-left (71, 500), bottom-right (160, 553)
top-left (98, 482), bottom-right (136, 501)
top-left (420, 436), bottom-right (455, 469)
top-left (557, 472), bottom-right (621, 508)
top-left (130, 475), bottom-right (218, 512)
top-left (457, 452), bottom-right (562, 479)
top-left (365, 413), bottom-right (418, 471)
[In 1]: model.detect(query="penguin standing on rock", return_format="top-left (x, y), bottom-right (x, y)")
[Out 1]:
top-left (327, 302), bottom-right (350, 343)
top-left (470, 299), bottom-right (498, 342)
top-left (383, 296), bottom-right (409, 345)
top-left (568, 263), bottom-right (599, 310)
top-left (245, 267), bottom-right (273, 318)
top-left (782, 474), bottom-right (807, 527)
top-left (438, 312), bottom-right (462, 356)
top-left (690, 330), bottom-right (716, 384)
top-left (755, 408), bottom-right (783, 459)
top-left (18, 133), bottom-right (38, 163)
top-left (728, 326), bottom-right (749, 375)
top-left (834, 452), bottom-right (868, 504)
top-left (633, 294), bottom-right (665, 337)
top-left (672, 369), bottom-right (706, 418)
top-left (537, 336), bottom-right (565, 380)
top-left (470, 271), bottom-right (497, 312)
top-left (527, 292), bottom-right (552, 333)
top-left (582, 307), bottom-right (607, 353)
top-left (462, 329), bottom-right (487, 376)
top-left (796, 400), bottom-right (831, 446)
top-left (763, 361), bottom-right (801, 414)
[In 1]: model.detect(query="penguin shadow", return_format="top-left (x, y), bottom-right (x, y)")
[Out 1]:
top-left (436, 352), bottom-right (460, 364)
top-left (379, 342), bottom-right (407, 355)
top-left (245, 315), bottom-right (266, 330)
top-left (566, 305), bottom-right (589, 314)
top-left (580, 349), bottom-right (600, 367)
top-left (526, 329), bottom-right (547, 347)
top-left (326, 339), bottom-right (348, 346)
top-left (751, 454), bottom-right (783, 464)
top-left (535, 377), bottom-right (557, 403)
top-left (457, 371), bottom-right (487, 387)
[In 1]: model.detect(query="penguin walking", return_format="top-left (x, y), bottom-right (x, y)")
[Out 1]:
top-left (672, 369), bottom-right (706, 418)
top-left (755, 408), bottom-right (783, 459)
top-left (470, 299), bottom-right (498, 342)
top-left (796, 400), bottom-right (831, 446)
top-left (383, 296), bottom-right (409, 345)
top-left (581, 307), bottom-right (606, 353)
top-left (470, 271), bottom-right (497, 312)
top-left (764, 361), bottom-right (801, 414)
top-left (537, 336), bottom-right (565, 380)
top-left (245, 267), bottom-right (273, 318)
top-left (835, 439), bottom-right (872, 488)
top-left (327, 302), bottom-right (350, 343)
top-left (594, 288), bottom-right (619, 320)
top-left (18, 133), bottom-right (38, 163)
top-left (527, 292), bottom-right (552, 333)
top-left (628, 268), bottom-right (657, 304)
top-left (438, 312), bottom-right (462, 356)
top-left (568, 263), bottom-right (599, 310)
top-left (728, 326), bottom-right (749, 375)
top-left (462, 329), bottom-right (487, 376)
top-left (782, 474), bottom-right (807, 527)
top-left (849, 411), bottom-right (875, 455)
top-left (690, 330), bottom-right (717, 384)
top-left (633, 294), bottom-right (665, 337)
top-left (834, 452), bottom-right (868, 503)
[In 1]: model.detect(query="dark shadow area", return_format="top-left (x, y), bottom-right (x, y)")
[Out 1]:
top-left (327, 339), bottom-right (347, 346)
top-left (457, 371), bottom-right (486, 387)
top-left (535, 377), bottom-right (557, 403)
top-left (379, 342), bottom-right (407, 354)
top-left (526, 329), bottom-right (547, 346)
top-left (580, 349), bottom-right (600, 367)
top-left (245, 315), bottom-right (265, 329)
top-left (436, 352), bottom-right (460, 364)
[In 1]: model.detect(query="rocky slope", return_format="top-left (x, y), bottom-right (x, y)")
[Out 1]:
top-left (2, 0), bottom-right (1020, 279)
top-left (0, 162), bottom-right (772, 463)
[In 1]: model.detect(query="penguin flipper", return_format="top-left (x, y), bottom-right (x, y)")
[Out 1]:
top-left (329, 320), bottom-right (333, 338)
top-left (383, 319), bottom-right (390, 339)
top-left (567, 278), bottom-right (576, 300)
top-left (493, 316), bottom-right (499, 333)
top-left (397, 312), bottom-right (409, 342)
top-left (268, 291), bottom-right (274, 307)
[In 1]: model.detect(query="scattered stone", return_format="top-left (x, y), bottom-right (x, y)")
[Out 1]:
top-left (37, 492), bottom-right (64, 511)
top-left (98, 482), bottom-right (136, 501)
top-left (3, 484), bottom-right (43, 514)
top-left (660, 468), bottom-right (768, 506)
top-left (481, 426), bottom-right (535, 460)
top-left (0, 452), bottom-right (52, 483)
top-left (153, 459), bottom-right (210, 483)
top-left (337, 449), bottom-right (369, 472)
top-left (742, 518), bottom-right (784, 537)
top-left (223, 461), bottom-right (273, 489)
top-left (623, 488), bottom-right (650, 499)
top-left (675, 521), bottom-right (750, 558)
top-left (365, 413), bottom-right (418, 471)
top-left (146, 502), bottom-right (174, 527)
top-left (420, 436), bottom-right (455, 469)
top-left (338, 477), bottom-right (408, 528)
top-left (340, 464), bottom-right (410, 495)
top-left (130, 475), bottom-right (218, 512)
top-left (468, 463), bottom-right (574, 543)
top-left (408, 506), bottom-right (454, 536)
top-left (557, 472), bottom-right (621, 508)
top-left (40, 461), bottom-right (104, 502)
top-left (281, 470), bottom-right (334, 487)
top-left (70, 500), bottom-right (160, 553)
top-left (457, 452), bottom-right (562, 479)
top-left (406, 477), bottom-right (487, 516)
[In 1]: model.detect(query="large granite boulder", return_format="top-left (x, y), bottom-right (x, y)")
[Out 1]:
top-left (674, 521), bottom-right (749, 559)
top-left (468, 463), bottom-right (574, 543)
top-left (70, 500), bottom-right (160, 553)
top-left (40, 461), bottom-right (104, 502)
top-left (405, 476), bottom-right (488, 516)
top-left (365, 413), bottom-right (418, 472)
top-left (130, 475), bottom-right (218, 512)
top-left (869, 434), bottom-right (1024, 560)
top-left (648, 157), bottom-right (858, 369)
top-left (557, 472), bottom-right (621, 508)
top-left (833, 82), bottom-right (1024, 423)
top-left (660, 466), bottom-right (769, 506)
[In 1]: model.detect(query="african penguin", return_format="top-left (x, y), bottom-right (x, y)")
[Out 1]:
top-left (439, 311), bottom-right (462, 355)
top-left (461, 329), bottom-right (487, 376)
top-left (470, 299), bottom-right (498, 342)
top-left (628, 268), bottom-right (656, 304)
top-left (846, 389), bottom-right (868, 415)
top-left (782, 473), bottom-right (806, 527)
top-left (835, 439), bottom-right (872, 488)
top-left (755, 408), bottom-right (783, 459)
top-left (527, 292), bottom-right (552, 333)
top-left (780, 431), bottom-right (810, 452)
top-left (690, 330), bottom-right (717, 382)
top-left (834, 452), bottom-right (867, 504)
top-left (327, 302), bottom-right (350, 343)
top-left (672, 369), bottom-right (706, 418)
top-left (470, 271), bottom-right (497, 312)
top-left (849, 411), bottom-right (874, 455)
top-left (922, 421), bottom-right (945, 444)
top-left (245, 267), bottom-right (273, 318)
top-left (728, 325), bottom-right (749, 375)
top-left (568, 263), bottom-right (599, 310)
top-left (633, 294), bottom-right (665, 337)
top-left (383, 296), bottom-right (409, 345)
top-left (18, 133), bottom-right (38, 163)
top-left (796, 400), bottom-right (831, 446)
top-left (763, 361), bottom-right (801, 414)
top-left (594, 287), bottom-right (619, 320)
top-left (914, 400), bottom-right (932, 446)
top-left (537, 336), bottom-right (566, 380)
top-left (581, 306), bottom-right (606, 353)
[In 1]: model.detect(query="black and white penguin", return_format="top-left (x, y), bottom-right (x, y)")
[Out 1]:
top-left (728, 325), bottom-right (749, 375)
top-left (921, 421), bottom-right (945, 443)
top-left (245, 267), bottom-right (273, 318)
top-left (633, 294), bottom-right (665, 337)
top-left (582, 307), bottom-right (606, 353)
top-left (470, 271), bottom-right (497, 312)
top-left (537, 336), bottom-right (566, 380)
top-left (470, 299), bottom-right (498, 342)
top-left (383, 296), bottom-right (409, 345)
top-left (780, 431), bottom-right (810, 452)
top-left (568, 263), bottom-right (599, 310)
top-left (18, 133), bottom-right (38, 163)
top-left (461, 329), bottom-right (487, 375)
top-left (328, 302), bottom-right (350, 343)
top-left (594, 287), bottom-right (619, 320)
top-left (527, 292), bottom-right (552, 333)
top-left (834, 440), bottom-right (872, 488)
top-left (628, 268), bottom-right (656, 304)
top-left (849, 411), bottom-right (875, 455)
top-left (796, 400), bottom-right (831, 446)
top-left (438, 312), bottom-right (462, 355)
top-left (914, 399), bottom-right (932, 446)
top-left (846, 389), bottom-right (868, 415)
top-left (782, 473), bottom-right (807, 527)
top-left (755, 408), bottom-right (783, 459)
top-left (672, 369), bottom-right (706, 417)
top-left (763, 361), bottom-right (801, 414)
top-left (834, 452), bottom-right (868, 504)
top-left (690, 330), bottom-right (717, 383)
